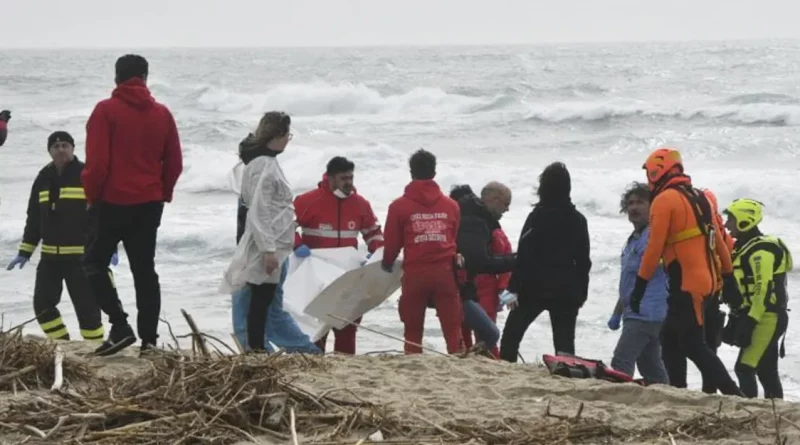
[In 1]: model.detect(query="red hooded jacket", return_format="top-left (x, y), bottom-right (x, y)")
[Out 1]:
top-left (474, 227), bottom-right (513, 301)
top-left (82, 78), bottom-right (183, 205)
top-left (0, 120), bottom-right (7, 147)
top-left (382, 179), bottom-right (460, 273)
top-left (294, 174), bottom-right (384, 252)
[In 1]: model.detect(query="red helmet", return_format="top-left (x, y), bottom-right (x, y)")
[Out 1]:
top-left (643, 147), bottom-right (683, 186)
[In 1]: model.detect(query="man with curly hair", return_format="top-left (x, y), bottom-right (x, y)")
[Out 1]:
top-left (607, 181), bottom-right (669, 384)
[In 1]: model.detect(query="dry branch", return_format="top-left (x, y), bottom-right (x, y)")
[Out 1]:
top-left (0, 314), bottom-right (790, 445)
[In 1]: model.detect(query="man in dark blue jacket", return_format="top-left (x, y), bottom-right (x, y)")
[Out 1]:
top-left (607, 182), bottom-right (669, 384)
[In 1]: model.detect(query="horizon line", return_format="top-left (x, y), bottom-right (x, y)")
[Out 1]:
top-left (0, 36), bottom-right (797, 51)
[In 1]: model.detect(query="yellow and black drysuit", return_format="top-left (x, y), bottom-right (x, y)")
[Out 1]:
top-left (17, 157), bottom-right (109, 341)
top-left (723, 230), bottom-right (792, 399)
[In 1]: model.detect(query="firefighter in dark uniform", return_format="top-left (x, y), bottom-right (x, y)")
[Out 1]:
top-left (6, 131), bottom-right (113, 341)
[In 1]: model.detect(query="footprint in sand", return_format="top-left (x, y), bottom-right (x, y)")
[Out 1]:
top-left (500, 385), bottom-right (546, 399)
top-left (394, 361), bottom-right (429, 372)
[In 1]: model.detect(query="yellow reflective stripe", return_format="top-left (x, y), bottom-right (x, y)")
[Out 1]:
top-left (666, 227), bottom-right (702, 245)
top-left (45, 327), bottom-right (69, 340)
top-left (60, 187), bottom-right (86, 200)
top-left (58, 246), bottom-right (84, 254)
top-left (40, 317), bottom-right (64, 331)
top-left (80, 326), bottom-right (105, 341)
top-left (38, 191), bottom-right (49, 202)
top-left (41, 245), bottom-right (84, 255)
top-left (19, 243), bottom-right (36, 253)
top-left (108, 270), bottom-right (116, 289)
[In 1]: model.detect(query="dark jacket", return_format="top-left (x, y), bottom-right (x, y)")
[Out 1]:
top-left (18, 158), bottom-right (93, 260)
top-left (455, 193), bottom-right (516, 301)
top-left (506, 200), bottom-right (592, 307)
top-left (235, 134), bottom-right (280, 245)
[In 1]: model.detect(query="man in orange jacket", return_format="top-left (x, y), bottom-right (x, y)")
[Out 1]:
top-left (382, 149), bottom-right (463, 354)
top-left (294, 156), bottom-right (384, 354)
top-left (631, 147), bottom-right (742, 396)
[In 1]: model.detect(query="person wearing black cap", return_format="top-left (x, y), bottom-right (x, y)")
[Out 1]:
top-left (82, 54), bottom-right (183, 357)
top-left (6, 131), bottom-right (112, 342)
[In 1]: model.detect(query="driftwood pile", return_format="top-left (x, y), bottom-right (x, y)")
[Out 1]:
top-left (0, 322), bottom-right (93, 393)
top-left (0, 317), bottom-right (794, 444)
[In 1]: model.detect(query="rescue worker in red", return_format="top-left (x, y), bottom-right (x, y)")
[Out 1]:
top-left (697, 188), bottom-right (736, 394)
top-left (381, 149), bottom-right (463, 354)
top-left (293, 156), bottom-right (384, 354)
top-left (457, 181), bottom-right (513, 358)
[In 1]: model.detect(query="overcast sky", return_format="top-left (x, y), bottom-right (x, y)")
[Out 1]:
top-left (2, 0), bottom-right (797, 48)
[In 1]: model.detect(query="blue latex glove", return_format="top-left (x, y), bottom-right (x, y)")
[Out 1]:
top-left (607, 314), bottom-right (622, 331)
top-left (6, 256), bottom-right (28, 271)
top-left (499, 290), bottom-right (518, 307)
top-left (360, 252), bottom-right (373, 266)
top-left (110, 252), bottom-right (119, 266)
top-left (381, 262), bottom-right (393, 273)
top-left (295, 244), bottom-right (311, 258)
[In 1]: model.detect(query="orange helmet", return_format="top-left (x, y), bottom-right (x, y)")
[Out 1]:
top-left (643, 147), bottom-right (683, 185)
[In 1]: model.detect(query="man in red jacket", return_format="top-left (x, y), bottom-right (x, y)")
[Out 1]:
top-left (82, 54), bottom-right (184, 357)
top-left (294, 156), bottom-right (384, 354)
top-left (382, 149), bottom-right (463, 354)
top-left (462, 181), bottom-right (513, 358)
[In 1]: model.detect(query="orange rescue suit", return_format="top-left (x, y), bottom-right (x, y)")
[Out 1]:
top-left (637, 177), bottom-right (733, 325)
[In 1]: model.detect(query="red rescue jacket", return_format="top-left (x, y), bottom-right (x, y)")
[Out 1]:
top-left (82, 78), bottom-right (183, 205)
top-left (702, 189), bottom-right (735, 252)
top-left (474, 227), bottom-right (513, 302)
top-left (0, 120), bottom-right (7, 147)
top-left (382, 179), bottom-right (460, 273)
top-left (294, 174), bottom-right (384, 253)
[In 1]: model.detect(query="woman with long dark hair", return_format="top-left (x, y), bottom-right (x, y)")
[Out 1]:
top-left (499, 162), bottom-right (592, 362)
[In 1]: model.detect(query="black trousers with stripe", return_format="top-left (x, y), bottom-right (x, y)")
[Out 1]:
top-left (34, 258), bottom-right (105, 341)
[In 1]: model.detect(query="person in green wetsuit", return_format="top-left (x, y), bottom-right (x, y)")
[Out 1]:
top-left (721, 198), bottom-right (792, 399)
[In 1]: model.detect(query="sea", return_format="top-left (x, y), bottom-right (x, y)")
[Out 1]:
top-left (1, 41), bottom-right (799, 399)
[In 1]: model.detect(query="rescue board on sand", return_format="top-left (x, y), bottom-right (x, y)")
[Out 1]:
top-left (282, 247), bottom-right (403, 341)
top-left (542, 353), bottom-right (636, 384)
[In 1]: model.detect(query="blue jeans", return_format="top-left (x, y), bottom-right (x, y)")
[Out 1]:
top-left (611, 318), bottom-right (669, 384)
top-left (462, 299), bottom-right (500, 350)
top-left (231, 259), bottom-right (321, 354)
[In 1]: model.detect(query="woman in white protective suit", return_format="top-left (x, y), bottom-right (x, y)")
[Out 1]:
top-left (221, 111), bottom-right (296, 352)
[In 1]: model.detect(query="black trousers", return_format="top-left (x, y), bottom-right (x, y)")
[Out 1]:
top-left (499, 297), bottom-right (579, 362)
top-left (700, 297), bottom-right (726, 393)
top-left (83, 201), bottom-right (164, 345)
top-left (734, 310), bottom-right (788, 399)
top-left (34, 258), bottom-right (104, 341)
top-left (247, 282), bottom-right (278, 351)
top-left (660, 291), bottom-right (742, 396)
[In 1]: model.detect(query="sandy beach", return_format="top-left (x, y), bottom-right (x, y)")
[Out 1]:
top-left (1, 333), bottom-right (799, 445)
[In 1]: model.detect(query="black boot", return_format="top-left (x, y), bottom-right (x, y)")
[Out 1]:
top-left (93, 323), bottom-right (136, 357)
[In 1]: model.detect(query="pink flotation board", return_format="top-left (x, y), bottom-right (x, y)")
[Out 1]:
top-left (542, 353), bottom-right (640, 384)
